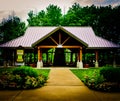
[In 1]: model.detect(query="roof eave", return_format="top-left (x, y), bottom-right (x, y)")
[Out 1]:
top-left (0, 46), bottom-right (33, 49)
top-left (87, 47), bottom-right (120, 50)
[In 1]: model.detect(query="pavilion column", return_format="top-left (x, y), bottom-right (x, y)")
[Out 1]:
top-left (37, 47), bottom-right (43, 68)
top-left (77, 48), bottom-right (83, 68)
top-left (95, 50), bottom-right (99, 67)
top-left (113, 52), bottom-right (116, 68)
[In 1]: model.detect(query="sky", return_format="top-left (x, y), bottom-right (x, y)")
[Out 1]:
top-left (0, 0), bottom-right (120, 23)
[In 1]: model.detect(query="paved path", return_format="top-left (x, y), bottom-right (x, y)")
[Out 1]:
top-left (0, 68), bottom-right (120, 101)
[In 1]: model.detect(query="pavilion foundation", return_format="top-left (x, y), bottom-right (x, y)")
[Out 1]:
top-left (37, 61), bottom-right (43, 68)
top-left (95, 61), bottom-right (99, 67)
top-left (77, 61), bottom-right (83, 69)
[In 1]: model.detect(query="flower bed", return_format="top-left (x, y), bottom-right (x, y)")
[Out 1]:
top-left (0, 66), bottom-right (49, 90)
top-left (71, 67), bottom-right (120, 92)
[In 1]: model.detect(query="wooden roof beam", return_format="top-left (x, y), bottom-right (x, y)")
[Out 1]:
top-left (62, 37), bottom-right (70, 45)
top-left (49, 37), bottom-right (58, 45)
top-left (38, 45), bottom-right (82, 49)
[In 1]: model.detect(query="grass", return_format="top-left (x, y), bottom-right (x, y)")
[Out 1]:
top-left (70, 68), bottom-right (100, 81)
top-left (37, 69), bottom-right (50, 77)
top-left (70, 67), bottom-right (120, 92)
top-left (0, 67), bottom-right (50, 77)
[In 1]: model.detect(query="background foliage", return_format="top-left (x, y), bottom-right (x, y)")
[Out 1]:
top-left (0, 13), bottom-right (26, 43)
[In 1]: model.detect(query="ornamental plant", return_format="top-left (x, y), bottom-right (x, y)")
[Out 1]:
top-left (0, 66), bottom-right (48, 89)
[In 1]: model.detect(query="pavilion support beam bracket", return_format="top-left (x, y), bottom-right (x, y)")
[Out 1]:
top-left (62, 37), bottom-right (70, 45)
top-left (50, 37), bottom-right (58, 45)
top-left (59, 33), bottom-right (61, 44)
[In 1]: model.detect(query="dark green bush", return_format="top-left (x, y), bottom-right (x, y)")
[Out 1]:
top-left (100, 67), bottom-right (120, 82)
top-left (12, 66), bottom-right (39, 78)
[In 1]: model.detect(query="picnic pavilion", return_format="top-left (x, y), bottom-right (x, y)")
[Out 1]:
top-left (0, 26), bottom-right (119, 68)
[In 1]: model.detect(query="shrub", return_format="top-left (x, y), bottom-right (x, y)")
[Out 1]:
top-left (83, 70), bottom-right (105, 89)
top-left (12, 66), bottom-right (39, 78)
top-left (100, 67), bottom-right (120, 82)
top-left (0, 66), bottom-right (48, 89)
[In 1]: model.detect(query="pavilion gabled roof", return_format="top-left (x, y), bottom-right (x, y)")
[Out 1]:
top-left (0, 26), bottom-right (119, 49)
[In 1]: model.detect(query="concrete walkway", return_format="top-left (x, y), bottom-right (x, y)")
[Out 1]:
top-left (0, 68), bottom-right (120, 101)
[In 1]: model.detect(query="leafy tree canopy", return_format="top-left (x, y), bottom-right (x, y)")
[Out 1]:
top-left (27, 4), bottom-right (62, 26)
top-left (0, 14), bottom-right (26, 43)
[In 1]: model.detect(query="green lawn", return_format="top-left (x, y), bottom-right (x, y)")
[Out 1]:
top-left (70, 68), bottom-right (101, 83)
top-left (37, 69), bottom-right (50, 77)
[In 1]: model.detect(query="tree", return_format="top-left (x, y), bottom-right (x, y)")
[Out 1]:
top-left (46, 4), bottom-right (62, 26)
top-left (0, 15), bottom-right (26, 43)
top-left (95, 5), bottom-right (120, 44)
top-left (62, 3), bottom-right (82, 26)
top-left (27, 4), bottom-right (62, 26)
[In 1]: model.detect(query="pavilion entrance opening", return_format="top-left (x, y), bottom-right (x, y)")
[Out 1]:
top-left (42, 48), bottom-right (78, 67)
top-left (53, 48), bottom-right (66, 66)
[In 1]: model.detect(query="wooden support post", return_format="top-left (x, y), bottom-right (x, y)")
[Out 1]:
top-left (77, 48), bottom-right (83, 68)
top-left (59, 33), bottom-right (61, 44)
top-left (95, 51), bottom-right (98, 61)
top-left (80, 49), bottom-right (82, 62)
top-left (38, 48), bottom-right (40, 62)
top-left (40, 49), bottom-right (42, 61)
top-left (37, 47), bottom-right (43, 68)
top-left (95, 50), bottom-right (99, 67)
top-left (77, 52), bottom-right (80, 62)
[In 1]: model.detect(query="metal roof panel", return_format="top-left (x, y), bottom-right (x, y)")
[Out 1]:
top-left (0, 27), bottom-right (119, 49)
